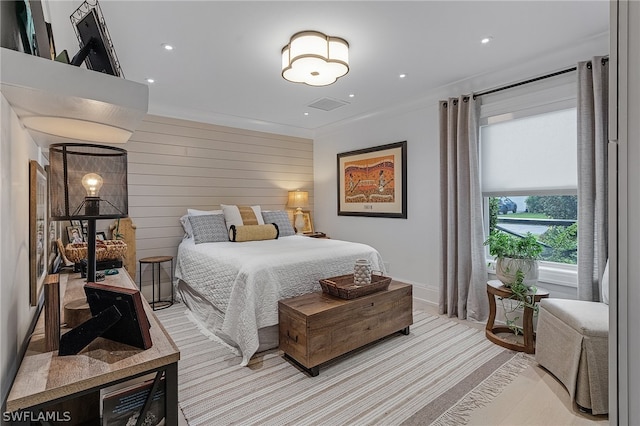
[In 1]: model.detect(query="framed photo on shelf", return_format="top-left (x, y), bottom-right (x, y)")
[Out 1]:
top-left (337, 141), bottom-right (407, 218)
top-left (29, 160), bottom-right (47, 306)
top-left (67, 226), bottom-right (84, 243)
top-left (301, 211), bottom-right (314, 234)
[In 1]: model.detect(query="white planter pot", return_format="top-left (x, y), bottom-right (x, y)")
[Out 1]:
top-left (496, 257), bottom-right (539, 288)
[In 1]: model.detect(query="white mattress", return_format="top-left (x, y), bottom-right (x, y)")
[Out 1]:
top-left (174, 235), bottom-right (385, 365)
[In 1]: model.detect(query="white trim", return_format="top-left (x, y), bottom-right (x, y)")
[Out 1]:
top-left (486, 258), bottom-right (577, 288)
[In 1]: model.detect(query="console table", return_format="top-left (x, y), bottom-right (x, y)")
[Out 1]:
top-left (5, 269), bottom-right (180, 424)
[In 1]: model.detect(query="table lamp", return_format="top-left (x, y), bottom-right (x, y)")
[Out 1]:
top-left (287, 190), bottom-right (309, 235)
top-left (49, 143), bottom-right (128, 283)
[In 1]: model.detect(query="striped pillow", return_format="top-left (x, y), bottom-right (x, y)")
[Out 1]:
top-left (221, 204), bottom-right (264, 230)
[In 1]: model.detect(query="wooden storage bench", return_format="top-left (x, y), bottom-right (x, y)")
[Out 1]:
top-left (278, 281), bottom-right (413, 376)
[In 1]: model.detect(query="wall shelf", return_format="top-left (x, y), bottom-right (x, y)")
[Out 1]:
top-left (0, 47), bottom-right (148, 147)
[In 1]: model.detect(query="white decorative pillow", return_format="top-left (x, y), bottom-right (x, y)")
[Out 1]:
top-left (181, 209), bottom-right (224, 238)
top-left (262, 210), bottom-right (295, 237)
top-left (601, 259), bottom-right (609, 305)
top-left (188, 214), bottom-right (229, 244)
top-left (188, 208), bottom-right (223, 216)
top-left (221, 204), bottom-right (264, 231)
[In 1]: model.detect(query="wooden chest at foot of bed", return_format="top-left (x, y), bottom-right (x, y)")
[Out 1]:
top-left (278, 281), bottom-right (413, 376)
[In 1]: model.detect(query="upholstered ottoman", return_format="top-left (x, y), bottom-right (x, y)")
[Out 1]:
top-left (535, 299), bottom-right (609, 414)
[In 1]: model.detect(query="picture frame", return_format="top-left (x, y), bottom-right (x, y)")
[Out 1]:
top-left (29, 160), bottom-right (47, 306)
top-left (337, 141), bottom-right (407, 218)
top-left (96, 231), bottom-right (107, 241)
top-left (301, 211), bottom-right (314, 234)
top-left (45, 165), bottom-right (60, 271)
top-left (67, 226), bottom-right (84, 243)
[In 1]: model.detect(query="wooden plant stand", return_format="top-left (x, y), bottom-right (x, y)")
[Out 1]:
top-left (485, 279), bottom-right (549, 354)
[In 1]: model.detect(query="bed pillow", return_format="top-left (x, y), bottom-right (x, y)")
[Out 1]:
top-left (188, 214), bottom-right (229, 244)
top-left (181, 209), bottom-right (224, 238)
top-left (229, 224), bottom-right (279, 242)
top-left (221, 204), bottom-right (264, 230)
top-left (188, 208), bottom-right (223, 216)
top-left (261, 210), bottom-right (295, 237)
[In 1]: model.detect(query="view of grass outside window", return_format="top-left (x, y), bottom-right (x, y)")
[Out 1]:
top-left (488, 195), bottom-right (577, 265)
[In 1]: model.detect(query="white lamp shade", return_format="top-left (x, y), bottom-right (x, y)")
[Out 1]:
top-left (287, 190), bottom-right (309, 209)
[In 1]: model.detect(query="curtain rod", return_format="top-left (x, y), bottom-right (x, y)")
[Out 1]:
top-left (472, 57), bottom-right (609, 99)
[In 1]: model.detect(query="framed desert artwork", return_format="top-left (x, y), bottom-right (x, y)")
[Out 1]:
top-left (29, 160), bottom-right (47, 306)
top-left (337, 141), bottom-right (407, 218)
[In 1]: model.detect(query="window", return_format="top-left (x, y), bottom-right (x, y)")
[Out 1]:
top-left (481, 107), bottom-right (578, 266)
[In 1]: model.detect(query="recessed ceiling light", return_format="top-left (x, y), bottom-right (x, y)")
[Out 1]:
top-left (162, 43), bottom-right (174, 51)
top-left (349, 93), bottom-right (355, 98)
top-left (304, 112), bottom-right (309, 116)
top-left (481, 37), bottom-right (493, 44)
top-left (399, 73), bottom-right (407, 79)
top-left (146, 78), bottom-right (155, 84)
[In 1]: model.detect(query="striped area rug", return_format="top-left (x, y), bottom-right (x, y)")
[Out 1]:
top-left (155, 304), bottom-right (531, 426)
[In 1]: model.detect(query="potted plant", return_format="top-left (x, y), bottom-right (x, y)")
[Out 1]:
top-left (483, 231), bottom-right (543, 288)
top-left (484, 231), bottom-right (544, 335)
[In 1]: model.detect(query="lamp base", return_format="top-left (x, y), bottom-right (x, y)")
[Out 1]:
top-left (294, 209), bottom-right (305, 235)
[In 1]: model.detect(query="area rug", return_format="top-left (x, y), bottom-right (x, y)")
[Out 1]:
top-left (155, 304), bottom-right (531, 426)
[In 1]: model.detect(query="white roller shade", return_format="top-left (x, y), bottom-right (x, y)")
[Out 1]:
top-left (480, 108), bottom-right (577, 195)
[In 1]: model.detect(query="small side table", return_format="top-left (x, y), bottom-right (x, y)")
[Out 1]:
top-left (139, 256), bottom-right (174, 310)
top-left (485, 279), bottom-right (549, 354)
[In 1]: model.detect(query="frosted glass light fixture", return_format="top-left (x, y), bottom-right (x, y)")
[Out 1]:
top-left (282, 31), bottom-right (349, 86)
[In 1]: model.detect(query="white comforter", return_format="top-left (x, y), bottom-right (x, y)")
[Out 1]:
top-left (175, 235), bottom-right (385, 365)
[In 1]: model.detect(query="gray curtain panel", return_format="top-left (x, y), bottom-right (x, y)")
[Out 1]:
top-left (577, 57), bottom-right (609, 302)
top-left (439, 96), bottom-right (488, 320)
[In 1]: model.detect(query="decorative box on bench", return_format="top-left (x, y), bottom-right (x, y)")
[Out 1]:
top-left (319, 273), bottom-right (391, 299)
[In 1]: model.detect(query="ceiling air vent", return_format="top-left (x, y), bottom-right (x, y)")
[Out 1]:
top-left (307, 97), bottom-right (349, 111)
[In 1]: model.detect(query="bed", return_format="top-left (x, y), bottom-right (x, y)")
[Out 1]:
top-left (175, 233), bottom-right (385, 366)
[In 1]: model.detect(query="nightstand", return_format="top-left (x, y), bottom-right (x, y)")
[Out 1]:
top-left (304, 232), bottom-right (329, 239)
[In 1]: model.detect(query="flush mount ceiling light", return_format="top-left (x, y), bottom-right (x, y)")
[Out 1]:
top-left (281, 31), bottom-right (349, 86)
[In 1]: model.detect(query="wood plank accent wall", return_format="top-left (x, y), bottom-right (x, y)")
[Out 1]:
top-left (125, 114), bottom-right (313, 299)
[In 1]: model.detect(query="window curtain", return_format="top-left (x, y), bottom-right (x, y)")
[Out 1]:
top-left (439, 96), bottom-right (488, 320)
top-left (577, 56), bottom-right (609, 301)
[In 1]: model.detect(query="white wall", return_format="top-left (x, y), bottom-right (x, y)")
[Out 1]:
top-left (0, 95), bottom-right (42, 403)
top-left (314, 35), bottom-right (609, 306)
top-left (314, 105), bottom-right (439, 303)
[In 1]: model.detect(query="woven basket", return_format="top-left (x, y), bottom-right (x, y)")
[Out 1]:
top-left (65, 240), bottom-right (127, 263)
top-left (320, 273), bottom-right (391, 299)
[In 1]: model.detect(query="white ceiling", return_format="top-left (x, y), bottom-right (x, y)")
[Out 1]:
top-left (44, 1), bottom-right (609, 137)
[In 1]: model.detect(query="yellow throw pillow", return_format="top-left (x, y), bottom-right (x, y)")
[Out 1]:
top-left (229, 224), bottom-right (279, 242)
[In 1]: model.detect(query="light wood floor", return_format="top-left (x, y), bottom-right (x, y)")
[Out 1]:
top-left (177, 301), bottom-right (609, 425)
top-left (417, 301), bottom-right (608, 426)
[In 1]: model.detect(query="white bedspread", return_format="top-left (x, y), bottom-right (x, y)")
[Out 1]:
top-left (175, 235), bottom-right (385, 365)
